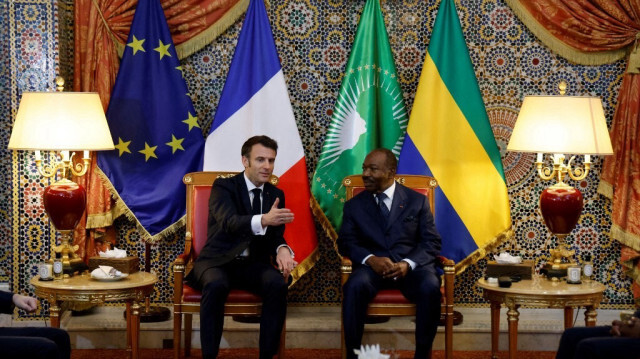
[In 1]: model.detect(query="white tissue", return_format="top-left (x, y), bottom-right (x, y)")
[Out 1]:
top-left (354, 344), bottom-right (390, 359)
top-left (494, 252), bottom-right (522, 264)
top-left (98, 247), bottom-right (127, 258)
top-left (91, 265), bottom-right (123, 279)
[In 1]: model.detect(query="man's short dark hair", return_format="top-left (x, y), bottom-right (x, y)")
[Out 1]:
top-left (241, 135), bottom-right (279, 158)
top-left (373, 148), bottom-right (398, 171)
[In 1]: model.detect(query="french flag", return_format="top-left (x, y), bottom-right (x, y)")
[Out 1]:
top-left (203, 0), bottom-right (318, 282)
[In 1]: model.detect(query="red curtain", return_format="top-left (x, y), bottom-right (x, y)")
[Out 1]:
top-left (73, 0), bottom-right (244, 258)
top-left (518, 1), bottom-right (639, 51)
top-left (508, 0), bottom-right (640, 304)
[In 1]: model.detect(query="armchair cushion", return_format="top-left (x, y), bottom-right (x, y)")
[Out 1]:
top-left (182, 284), bottom-right (262, 304)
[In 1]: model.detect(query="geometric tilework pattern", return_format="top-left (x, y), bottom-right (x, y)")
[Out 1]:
top-left (4, 0), bottom-right (633, 319)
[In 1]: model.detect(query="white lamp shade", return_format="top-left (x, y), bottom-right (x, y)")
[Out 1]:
top-left (507, 96), bottom-right (613, 155)
top-left (8, 92), bottom-right (115, 151)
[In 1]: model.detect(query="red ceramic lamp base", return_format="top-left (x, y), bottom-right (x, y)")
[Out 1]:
top-left (43, 178), bottom-right (86, 271)
top-left (43, 178), bottom-right (86, 230)
top-left (540, 183), bottom-right (583, 270)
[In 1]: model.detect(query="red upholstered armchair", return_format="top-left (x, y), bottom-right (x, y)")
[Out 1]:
top-left (340, 174), bottom-right (454, 359)
top-left (172, 172), bottom-right (285, 359)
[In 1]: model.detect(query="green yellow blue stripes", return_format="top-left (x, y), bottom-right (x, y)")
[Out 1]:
top-left (398, 0), bottom-right (511, 269)
top-left (426, 0), bottom-right (504, 180)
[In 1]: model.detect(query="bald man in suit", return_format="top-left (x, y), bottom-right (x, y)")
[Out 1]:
top-left (338, 148), bottom-right (442, 359)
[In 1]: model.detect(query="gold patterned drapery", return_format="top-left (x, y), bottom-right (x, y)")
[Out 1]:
top-left (73, 0), bottom-right (247, 256)
top-left (505, 0), bottom-right (640, 304)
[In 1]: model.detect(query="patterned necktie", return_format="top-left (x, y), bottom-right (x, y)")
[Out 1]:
top-left (377, 192), bottom-right (390, 219)
top-left (251, 188), bottom-right (262, 215)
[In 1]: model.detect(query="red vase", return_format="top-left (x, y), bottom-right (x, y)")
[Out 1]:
top-left (539, 185), bottom-right (583, 235)
top-left (43, 179), bottom-right (86, 231)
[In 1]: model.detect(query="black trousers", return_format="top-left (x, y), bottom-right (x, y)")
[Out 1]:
top-left (556, 325), bottom-right (640, 359)
top-left (198, 258), bottom-right (288, 359)
top-left (342, 265), bottom-right (441, 359)
top-left (0, 326), bottom-right (70, 359)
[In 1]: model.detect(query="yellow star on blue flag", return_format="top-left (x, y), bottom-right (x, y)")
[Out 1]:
top-left (98, 0), bottom-right (204, 240)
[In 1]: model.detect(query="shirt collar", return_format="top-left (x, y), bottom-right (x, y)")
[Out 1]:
top-left (244, 173), bottom-right (264, 192)
top-left (375, 181), bottom-right (396, 202)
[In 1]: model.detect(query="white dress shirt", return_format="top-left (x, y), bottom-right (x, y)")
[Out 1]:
top-left (243, 174), bottom-right (294, 258)
top-left (362, 181), bottom-right (416, 270)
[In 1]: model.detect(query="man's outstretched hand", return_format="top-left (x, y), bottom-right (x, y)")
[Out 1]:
top-left (261, 198), bottom-right (294, 227)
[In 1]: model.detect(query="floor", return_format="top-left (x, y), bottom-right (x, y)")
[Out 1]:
top-left (0, 304), bottom-right (624, 352)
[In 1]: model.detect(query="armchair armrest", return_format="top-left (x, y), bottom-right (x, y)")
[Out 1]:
top-left (173, 254), bottom-right (189, 305)
top-left (175, 253), bottom-right (189, 265)
top-left (342, 256), bottom-right (454, 271)
top-left (437, 255), bottom-right (455, 268)
top-left (340, 257), bottom-right (353, 272)
top-left (341, 255), bottom-right (455, 287)
top-left (340, 257), bottom-right (352, 287)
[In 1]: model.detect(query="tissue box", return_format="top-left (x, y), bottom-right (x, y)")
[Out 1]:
top-left (88, 257), bottom-right (140, 274)
top-left (486, 260), bottom-right (533, 280)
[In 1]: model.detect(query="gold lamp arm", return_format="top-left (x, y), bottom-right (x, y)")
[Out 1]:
top-left (34, 150), bottom-right (91, 179)
top-left (68, 151), bottom-right (91, 177)
top-left (35, 151), bottom-right (65, 178)
top-left (536, 153), bottom-right (591, 183)
top-left (535, 153), bottom-right (557, 181)
top-left (566, 155), bottom-right (591, 181)
top-left (35, 160), bottom-right (63, 178)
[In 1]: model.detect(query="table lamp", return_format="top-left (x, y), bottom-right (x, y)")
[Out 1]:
top-left (8, 84), bottom-right (114, 273)
top-left (507, 87), bottom-right (613, 274)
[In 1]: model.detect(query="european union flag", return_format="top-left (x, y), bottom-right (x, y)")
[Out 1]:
top-left (98, 0), bottom-right (204, 241)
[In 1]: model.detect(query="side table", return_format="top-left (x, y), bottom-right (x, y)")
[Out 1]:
top-left (30, 271), bottom-right (157, 359)
top-left (477, 276), bottom-right (605, 359)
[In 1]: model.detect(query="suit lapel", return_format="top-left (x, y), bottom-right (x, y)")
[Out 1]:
top-left (237, 172), bottom-right (252, 214)
top-left (364, 193), bottom-right (385, 229)
top-left (262, 185), bottom-right (273, 214)
top-left (386, 184), bottom-right (407, 230)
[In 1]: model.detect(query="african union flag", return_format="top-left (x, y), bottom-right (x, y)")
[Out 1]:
top-left (311, 0), bottom-right (408, 241)
top-left (98, 0), bottom-right (205, 242)
top-left (398, 0), bottom-right (512, 271)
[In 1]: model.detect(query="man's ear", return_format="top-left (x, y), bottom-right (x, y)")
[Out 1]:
top-left (242, 156), bottom-right (249, 169)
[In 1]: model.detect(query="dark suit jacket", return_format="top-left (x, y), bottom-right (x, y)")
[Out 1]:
top-left (338, 182), bottom-right (441, 270)
top-left (191, 172), bottom-right (287, 284)
top-left (0, 290), bottom-right (14, 314)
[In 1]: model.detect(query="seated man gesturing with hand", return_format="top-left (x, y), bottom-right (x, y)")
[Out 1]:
top-left (188, 135), bottom-right (296, 359)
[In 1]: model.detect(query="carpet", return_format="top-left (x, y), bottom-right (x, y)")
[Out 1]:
top-left (71, 348), bottom-right (556, 359)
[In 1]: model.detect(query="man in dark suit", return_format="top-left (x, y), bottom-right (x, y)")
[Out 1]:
top-left (0, 290), bottom-right (70, 359)
top-left (190, 135), bottom-right (297, 359)
top-left (555, 308), bottom-right (640, 359)
top-left (338, 148), bottom-right (442, 359)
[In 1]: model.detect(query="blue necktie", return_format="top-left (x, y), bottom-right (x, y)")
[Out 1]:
top-left (251, 188), bottom-right (262, 215)
top-left (377, 192), bottom-right (390, 220)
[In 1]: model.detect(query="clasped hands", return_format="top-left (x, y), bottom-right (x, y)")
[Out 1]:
top-left (366, 256), bottom-right (409, 280)
top-left (611, 316), bottom-right (640, 338)
top-left (261, 198), bottom-right (294, 227)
